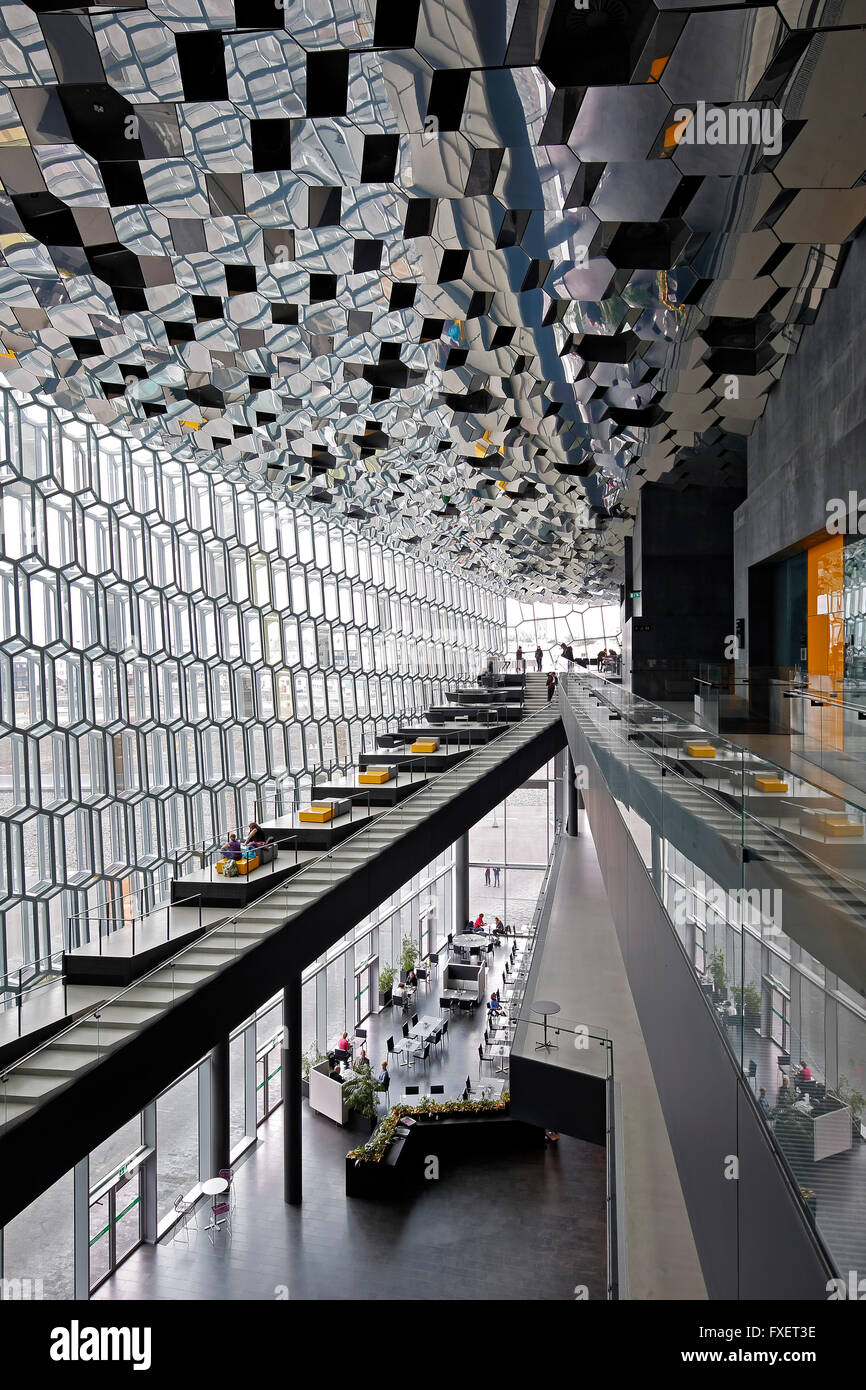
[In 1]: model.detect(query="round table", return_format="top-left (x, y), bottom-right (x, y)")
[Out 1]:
top-left (202, 1176), bottom-right (229, 1232)
top-left (532, 999), bottom-right (561, 1052)
top-left (452, 933), bottom-right (489, 950)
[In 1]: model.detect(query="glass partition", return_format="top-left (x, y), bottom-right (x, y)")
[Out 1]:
top-left (560, 670), bottom-right (866, 1281)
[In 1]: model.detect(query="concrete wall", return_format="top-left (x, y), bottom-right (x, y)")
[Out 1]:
top-left (734, 232), bottom-right (866, 660)
top-left (628, 482), bottom-right (743, 698)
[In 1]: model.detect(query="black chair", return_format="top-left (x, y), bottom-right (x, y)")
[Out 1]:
top-left (431, 1084), bottom-right (444, 1095)
top-left (401, 1021), bottom-right (409, 1038)
top-left (355, 1027), bottom-right (367, 1045)
top-left (429, 952), bottom-right (439, 972)
top-left (410, 1042), bottom-right (430, 1070)
top-left (441, 1018), bottom-right (449, 1046)
top-left (385, 1035), bottom-right (395, 1056)
top-left (411, 1013), bottom-right (418, 1027)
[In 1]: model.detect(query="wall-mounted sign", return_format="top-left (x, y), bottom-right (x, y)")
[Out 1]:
top-left (629, 590), bottom-right (640, 599)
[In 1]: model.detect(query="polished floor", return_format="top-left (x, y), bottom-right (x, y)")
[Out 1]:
top-left (94, 937), bottom-right (607, 1302)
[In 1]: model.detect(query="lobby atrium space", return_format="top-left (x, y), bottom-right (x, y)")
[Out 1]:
top-left (1, 0), bottom-right (866, 1359)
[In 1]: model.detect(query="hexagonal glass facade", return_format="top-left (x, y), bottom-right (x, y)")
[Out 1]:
top-left (0, 387), bottom-right (505, 982)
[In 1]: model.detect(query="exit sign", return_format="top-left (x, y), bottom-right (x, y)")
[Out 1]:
top-left (630, 590), bottom-right (640, 599)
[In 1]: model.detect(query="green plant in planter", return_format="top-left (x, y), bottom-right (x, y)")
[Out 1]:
top-left (399, 935), bottom-right (420, 974)
top-left (709, 949), bottom-right (727, 993)
top-left (301, 1041), bottom-right (326, 1083)
top-left (378, 963), bottom-right (396, 996)
top-left (341, 1068), bottom-right (380, 1122)
top-left (836, 1075), bottom-right (866, 1132)
top-left (732, 982), bottom-right (762, 1021)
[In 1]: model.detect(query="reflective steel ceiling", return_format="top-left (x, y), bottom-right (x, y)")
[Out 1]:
top-left (0, 0), bottom-right (864, 600)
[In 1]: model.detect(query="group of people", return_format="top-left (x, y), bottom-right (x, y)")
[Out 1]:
top-left (513, 641), bottom-right (619, 674)
top-left (757, 1060), bottom-right (814, 1119)
top-left (221, 822), bottom-right (266, 860)
top-left (327, 1032), bottom-right (390, 1091)
top-left (464, 913), bottom-right (504, 938)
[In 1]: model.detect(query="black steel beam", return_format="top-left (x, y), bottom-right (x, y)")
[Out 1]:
top-left (0, 715), bottom-right (565, 1227)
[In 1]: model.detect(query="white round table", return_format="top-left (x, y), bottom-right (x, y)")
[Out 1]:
top-left (202, 1176), bottom-right (229, 1233)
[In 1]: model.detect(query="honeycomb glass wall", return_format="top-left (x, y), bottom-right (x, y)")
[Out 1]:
top-left (0, 387), bottom-right (505, 992)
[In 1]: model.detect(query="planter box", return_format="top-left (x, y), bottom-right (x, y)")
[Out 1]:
top-left (346, 1109), bottom-right (543, 1197)
top-left (377, 989), bottom-right (392, 1011)
top-left (347, 1109), bottom-right (377, 1135)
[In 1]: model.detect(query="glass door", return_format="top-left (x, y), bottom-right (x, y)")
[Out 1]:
top-left (769, 984), bottom-right (791, 1052)
top-left (88, 1158), bottom-right (143, 1293)
top-left (354, 964), bottom-right (372, 1027)
top-left (256, 1034), bottom-right (282, 1124)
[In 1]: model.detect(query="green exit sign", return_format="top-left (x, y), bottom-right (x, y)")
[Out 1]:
top-left (630, 590), bottom-right (640, 599)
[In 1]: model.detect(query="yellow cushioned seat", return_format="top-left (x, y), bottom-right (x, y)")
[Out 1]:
top-left (359, 767), bottom-right (391, 784)
top-left (686, 742), bottom-right (716, 758)
top-left (411, 738), bottom-right (439, 753)
top-left (754, 775), bottom-right (789, 793)
top-left (821, 817), bottom-right (864, 837)
top-left (299, 802), bottom-right (335, 823)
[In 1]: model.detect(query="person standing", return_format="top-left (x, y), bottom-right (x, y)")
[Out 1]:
top-left (493, 865), bottom-right (500, 887)
top-left (534, 644), bottom-right (543, 671)
top-left (484, 865), bottom-right (491, 886)
top-left (515, 644), bottom-right (525, 672)
top-left (547, 671), bottom-right (558, 703)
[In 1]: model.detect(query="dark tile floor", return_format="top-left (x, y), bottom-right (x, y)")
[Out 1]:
top-left (94, 952), bottom-right (608, 1301)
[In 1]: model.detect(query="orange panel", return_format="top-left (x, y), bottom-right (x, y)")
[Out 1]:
top-left (807, 535), bottom-right (844, 680)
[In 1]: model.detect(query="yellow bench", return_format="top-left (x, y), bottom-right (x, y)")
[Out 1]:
top-left (819, 816), bottom-right (864, 837)
top-left (754, 775), bottom-right (789, 793)
top-left (411, 738), bottom-right (439, 753)
top-left (686, 742), bottom-right (716, 758)
top-left (299, 803), bottom-right (335, 823)
top-left (216, 857), bottom-right (258, 875)
top-left (359, 767), bottom-right (392, 784)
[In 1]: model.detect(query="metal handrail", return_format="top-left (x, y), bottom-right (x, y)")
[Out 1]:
top-left (0, 703), bottom-right (557, 1092)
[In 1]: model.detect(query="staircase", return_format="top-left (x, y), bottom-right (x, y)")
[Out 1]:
top-left (523, 672), bottom-right (549, 712)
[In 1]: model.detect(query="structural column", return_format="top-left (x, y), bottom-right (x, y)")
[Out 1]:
top-left (283, 973), bottom-right (302, 1206)
top-left (453, 831), bottom-right (469, 931)
top-left (566, 752), bottom-right (579, 837)
top-left (210, 1037), bottom-right (231, 1178)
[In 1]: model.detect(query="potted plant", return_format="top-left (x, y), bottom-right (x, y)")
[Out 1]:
top-left (732, 982), bottom-right (762, 1029)
top-left (836, 1074), bottom-right (866, 1141)
top-left (301, 1042), bottom-right (326, 1098)
top-left (709, 949), bottom-right (727, 997)
top-left (378, 963), bottom-right (396, 1009)
top-left (399, 935), bottom-right (419, 982)
top-left (771, 1092), bottom-right (813, 1181)
top-left (341, 1066), bottom-right (380, 1134)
